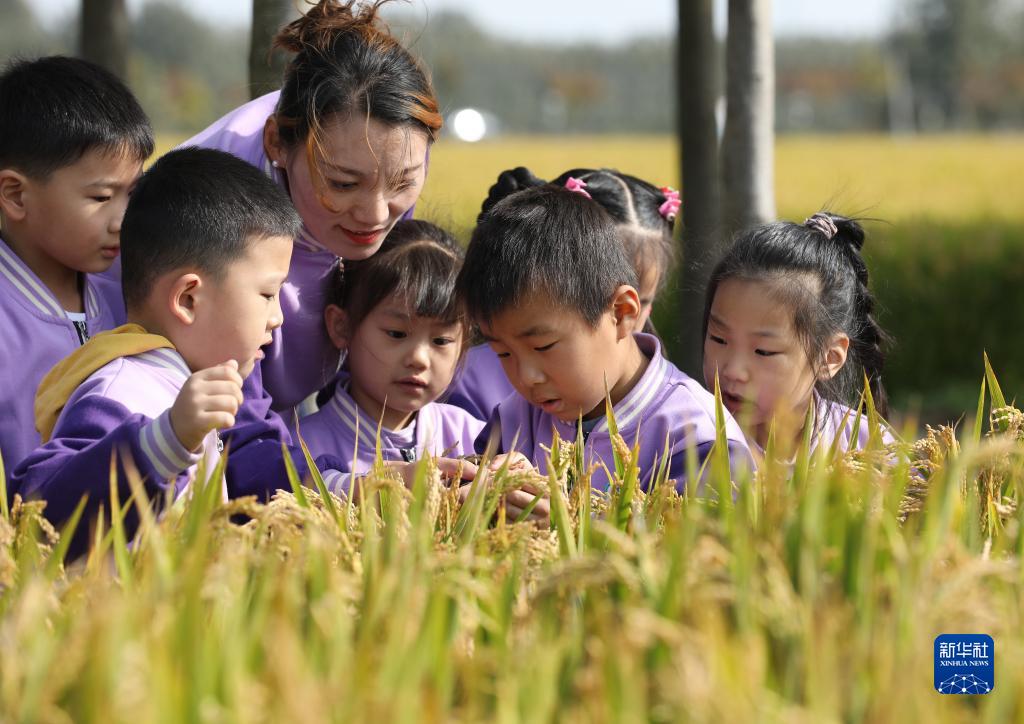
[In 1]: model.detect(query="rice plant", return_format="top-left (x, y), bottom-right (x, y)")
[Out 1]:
top-left (0, 366), bottom-right (1022, 722)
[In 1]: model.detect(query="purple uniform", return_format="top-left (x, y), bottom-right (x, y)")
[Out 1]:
top-left (0, 236), bottom-right (123, 482)
top-left (181, 92), bottom-right (417, 413)
top-left (11, 348), bottom-right (220, 558)
top-left (444, 343), bottom-right (515, 421)
top-left (297, 373), bottom-right (484, 477)
top-left (477, 333), bottom-right (753, 493)
top-left (750, 393), bottom-right (896, 461)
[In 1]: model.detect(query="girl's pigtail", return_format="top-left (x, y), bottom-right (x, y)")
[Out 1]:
top-left (479, 166), bottom-right (547, 222)
top-left (832, 215), bottom-right (890, 418)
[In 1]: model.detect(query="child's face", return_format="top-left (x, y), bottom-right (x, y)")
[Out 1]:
top-left (265, 115), bottom-right (428, 261)
top-left (633, 264), bottom-right (661, 332)
top-left (702, 278), bottom-right (819, 439)
top-left (480, 292), bottom-right (639, 423)
top-left (342, 294), bottom-right (463, 430)
top-left (16, 148), bottom-right (142, 274)
top-left (179, 235), bottom-right (293, 378)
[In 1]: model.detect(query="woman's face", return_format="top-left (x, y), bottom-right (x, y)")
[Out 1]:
top-left (265, 115), bottom-right (429, 260)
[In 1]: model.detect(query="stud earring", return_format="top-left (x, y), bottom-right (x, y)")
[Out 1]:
top-left (271, 160), bottom-right (281, 168)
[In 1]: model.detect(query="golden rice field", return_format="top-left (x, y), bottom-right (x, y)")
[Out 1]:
top-left (3, 374), bottom-right (1024, 721)
top-left (158, 133), bottom-right (1024, 235)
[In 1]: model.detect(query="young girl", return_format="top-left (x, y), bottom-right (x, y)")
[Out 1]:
top-left (182, 0), bottom-right (440, 414)
top-left (447, 166), bottom-right (679, 421)
top-left (457, 183), bottom-right (751, 493)
top-left (702, 212), bottom-right (893, 461)
top-left (297, 221), bottom-right (483, 473)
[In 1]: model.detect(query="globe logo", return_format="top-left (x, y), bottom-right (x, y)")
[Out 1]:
top-left (937, 673), bottom-right (991, 695)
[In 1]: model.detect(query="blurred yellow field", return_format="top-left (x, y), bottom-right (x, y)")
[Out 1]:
top-left (158, 133), bottom-right (1024, 235)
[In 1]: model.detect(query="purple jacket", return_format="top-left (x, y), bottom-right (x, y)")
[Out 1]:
top-left (11, 349), bottom-right (219, 558)
top-left (444, 343), bottom-right (515, 421)
top-left (477, 334), bottom-right (753, 493)
top-left (749, 393), bottom-right (897, 461)
top-left (183, 92), bottom-right (417, 413)
top-left (0, 236), bottom-right (123, 483)
top-left (297, 373), bottom-right (483, 478)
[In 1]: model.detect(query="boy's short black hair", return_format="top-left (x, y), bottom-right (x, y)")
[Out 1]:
top-left (120, 147), bottom-right (302, 309)
top-left (457, 185), bottom-right (638, 327)
top-left (0, 56), bottom-right (154, 178)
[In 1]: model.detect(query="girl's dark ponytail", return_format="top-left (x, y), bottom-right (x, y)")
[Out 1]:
top-left (808, 212), bottom-right (890, 417)
top-left (479, 166), bottom-right (547, 221)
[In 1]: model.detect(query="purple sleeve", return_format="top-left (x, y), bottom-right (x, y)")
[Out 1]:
top-left (224, 363), bottom-right (348, 500)
top-left (10, 397), bottom-right (198, 559)
top-left (666, 440), bottom-right (754, 496)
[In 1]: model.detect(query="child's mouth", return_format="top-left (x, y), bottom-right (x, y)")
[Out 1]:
top-left (539, 398), bottom-right (562, 414)
top-left (396, 377), bottom-right (428, 391)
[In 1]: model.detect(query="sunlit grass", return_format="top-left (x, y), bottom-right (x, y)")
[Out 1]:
top-left (2, 370), bottom-right (1023, 720)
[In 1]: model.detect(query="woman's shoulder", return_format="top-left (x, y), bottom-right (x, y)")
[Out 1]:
top-left (181, 91), bottom-right (281, 161)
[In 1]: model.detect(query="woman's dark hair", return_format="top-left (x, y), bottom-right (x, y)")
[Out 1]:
top-left (480, 166), bottom-right (677, 296)
top-left (331, 219), bottom-right (464, 333)
top-left (702, 212), bottom-right (890, 417)
top-left (459, 184), bottom-right (638, 328)
top-left (272, 0), bottom-right (441, 186)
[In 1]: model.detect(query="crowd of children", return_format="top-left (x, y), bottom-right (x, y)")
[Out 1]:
top-left (0, 0), bottom-right (895, 558)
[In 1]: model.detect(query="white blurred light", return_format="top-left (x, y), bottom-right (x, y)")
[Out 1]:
top-left (452, 108), bottom-right (487, 142)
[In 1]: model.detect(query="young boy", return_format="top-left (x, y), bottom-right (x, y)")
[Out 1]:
top-left (457, 185), bottom-right (753, 494)
top-left (11, 148), bottom-right (331, 558)
top-left (0, 56), bottom-right (152, 482)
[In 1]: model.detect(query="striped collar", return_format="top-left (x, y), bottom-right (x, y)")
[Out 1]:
top-left (0, 235), bottom-right (101, 319)
top-left (133, 347), bottom-right (192, 384)
top-left (326, 375), bottom-right (433, 454)
top-left (258, 156), bottom-right (330, 254)
top-left (552, 332), bottom-right (669, 439)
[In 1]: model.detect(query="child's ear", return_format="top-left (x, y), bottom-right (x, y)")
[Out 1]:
top-left (324, 304), bottom-right (350, 350)
top-left (609, 285), bottom-right (642, 340)
top-left (819, 333), bottom-right (850, 380)
top-left (0, 170), bottom-right (28, 222)
top-left (168, 273), bottom-right (202, 326)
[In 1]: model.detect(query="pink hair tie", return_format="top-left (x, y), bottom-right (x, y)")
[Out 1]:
top-left (564, 176), bottom-right (592, 199)
top-left (659, 186), bottom-right (681, 221)
top-left (804, 212), bottom-right (838, 240)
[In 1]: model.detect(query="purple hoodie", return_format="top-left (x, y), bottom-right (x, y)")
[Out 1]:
top-left (0, 236), bottom-right (123, 482)
top-left (477, 333), bottom-right (753, 493)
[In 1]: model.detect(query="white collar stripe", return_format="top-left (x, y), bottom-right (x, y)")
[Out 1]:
top-left (0, 244), bottom-right (64, 316)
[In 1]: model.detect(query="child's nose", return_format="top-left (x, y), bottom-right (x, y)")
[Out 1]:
top-left (267, 296), bottom-right (284, 330)
top-left (405, 342), bottom-right (430, 370)
top-left (721, 355), bottom-right (749, 384)
top-left (518, 358), bottom-right (546, 386)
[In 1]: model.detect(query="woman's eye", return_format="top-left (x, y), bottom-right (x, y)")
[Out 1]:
top-left (384, 329), bottom-right (406, 339)
top-left (709, 334), bottom-right (726, 345)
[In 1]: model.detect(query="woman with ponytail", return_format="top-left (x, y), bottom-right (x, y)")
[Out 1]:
top-left (184, 0), bottom-right (441, 414)
top-left (701, 212), bottom-right (893, 461)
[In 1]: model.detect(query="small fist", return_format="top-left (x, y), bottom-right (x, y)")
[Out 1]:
top-left (170, 360), bottom-right (244, 452)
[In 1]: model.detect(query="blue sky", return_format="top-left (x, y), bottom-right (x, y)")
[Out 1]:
top-left (35, 0), bottom-right (897, 42)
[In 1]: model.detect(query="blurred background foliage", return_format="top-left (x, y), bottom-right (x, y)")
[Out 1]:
top-left (3, 0), bottom-right (1024, 423)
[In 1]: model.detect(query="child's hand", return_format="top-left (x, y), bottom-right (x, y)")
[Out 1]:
top-left (385, 457), bottom-right (479, 490)
top-left (169, 360), bottom-right (244, 452)
top-left (502, 481), bottom-right (551, 523)
top-left (488, 451), bottom-right (533, 474)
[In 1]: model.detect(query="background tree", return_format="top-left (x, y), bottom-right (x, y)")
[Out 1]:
top-left (80, 0), bottom-right (128, 79)
top-left (720, 0), bottom-right (775, 235)
top-left (675, 0), bottom-right (721, 377)
top-left (250, 0), bottom-right (297, 98)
